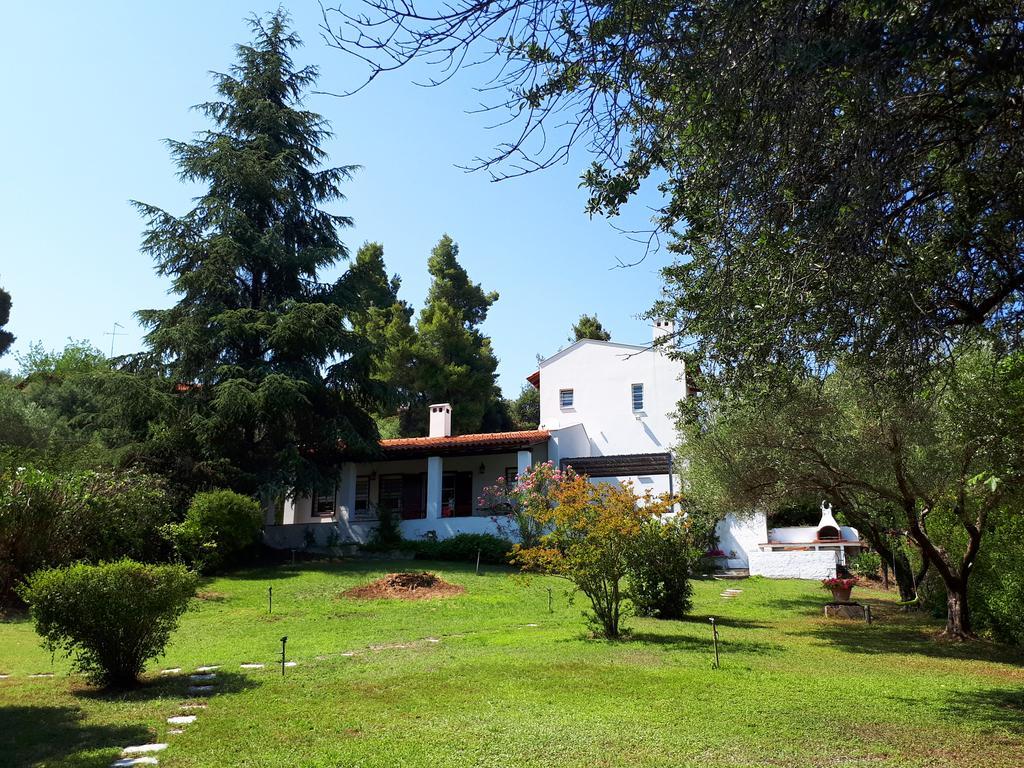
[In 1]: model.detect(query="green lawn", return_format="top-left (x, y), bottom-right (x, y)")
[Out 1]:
top-left (1, 560), bottom-right (1022, 767)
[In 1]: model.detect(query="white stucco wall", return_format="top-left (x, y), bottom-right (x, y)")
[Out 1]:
top-left (748, 550), bottom-right (838, 580)
top-left (537, 339), bottom-right (685, 458)
top-left (715, 512), bottom-right (768, 568)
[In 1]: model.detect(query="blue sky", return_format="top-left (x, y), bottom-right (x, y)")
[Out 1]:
top-left (0, 1), bottom-right (669, 397)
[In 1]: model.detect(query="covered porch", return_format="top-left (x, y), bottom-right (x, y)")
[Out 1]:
top-left (266, 424), bottom-right (550, 547)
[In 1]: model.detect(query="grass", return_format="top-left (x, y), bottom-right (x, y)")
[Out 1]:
top-left (1, 560), bottom-right (1022, 767)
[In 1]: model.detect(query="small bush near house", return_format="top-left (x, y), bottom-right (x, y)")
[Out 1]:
top-left (411, 533), bottom-right (513, 564)
top-left (626, 516), bottom-right (698, 620)
top-left (364, 503), bottom-right (403, 550)
top-left (20, 559), bottom-right (198, 687)
top-left (850, 551), bottom-right (883, 580)
top-left (164, 489), bottom-right (262, 573)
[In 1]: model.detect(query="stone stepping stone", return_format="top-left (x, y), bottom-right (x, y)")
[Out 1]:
top-left (340, 652), bottom-right (356, 657)
top-left (122, 744), bottom-right (167, 755)
top-left (167, 715), bottom-right (196, 725)
top-left (525, 623), bottom-right (539, 627)
top-left (160, 668), bottom-right (181, 675)
top-left (284, 661), bottom-right (297, 667)
top-left (0, 674), bottom-right (10, 679)
top-left (188, 685), bottom-right (215, 694)
top-left (29, 673), bottom-right (54, 678)
top-left (425, 637), bottom-right (441, 643)
top-left (195, 665), bottom-right (220, 672)
top-left (167, 729), bottom-right (184, 735)
top-left (240, 663), bottom-right (264, 669)
top-left (180, 703), bottom-right (207, 710)
top-left (111, 758), bottom-right (158, 767)
top-left (189, 673), bottom-right (216, 682)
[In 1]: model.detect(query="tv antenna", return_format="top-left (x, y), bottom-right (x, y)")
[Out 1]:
top-left (103, 321), bottom-right (125, 357)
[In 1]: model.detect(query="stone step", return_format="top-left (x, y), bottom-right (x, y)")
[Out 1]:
top-left (111, 758), bottom-right (158, 767)
top-left (189, 673), bottom-right (216, 682)
top-left (167, 715), bottom-right (196, 725)
top-left (122, 744), bottom-right (167, 755)
top-left (240, 663), bottom-right (264, 669)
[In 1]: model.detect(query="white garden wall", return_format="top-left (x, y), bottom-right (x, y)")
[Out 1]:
top-left (748, 549), bottom-right (838, 580)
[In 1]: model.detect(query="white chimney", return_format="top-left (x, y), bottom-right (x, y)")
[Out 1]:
top-left (428, 403), bottom-right (452, 438)
top-left (652, 319), bottom-right (675, 343)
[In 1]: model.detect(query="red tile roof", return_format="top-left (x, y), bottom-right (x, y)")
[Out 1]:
top-left (378, 430), bottom-right (550, 459)
top-left (526, 370), bottom-right (540, 389)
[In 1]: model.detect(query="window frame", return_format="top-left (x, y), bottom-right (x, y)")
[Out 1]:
top-left (352, 475), bottom-right (371, 521)
top-left (631, 382), bottom-right (645, 412)
top-left (559, 388), bottom-right (574, 409)
top-left (313, 484), bottom-right (337, 517)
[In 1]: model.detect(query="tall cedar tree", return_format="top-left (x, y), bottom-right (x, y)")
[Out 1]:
top-left (0, 286), bottom-right (13, 357)
top-left (570, 313), bottom-right (611, 342)
top-left (134, 12), bottom-right (380, 496)
top-left (400, 235), bottom-right (507, 436)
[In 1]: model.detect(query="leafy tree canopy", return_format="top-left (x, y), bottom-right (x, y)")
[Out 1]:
top-left (570, 313), bottom-right (611, 342)
top-left (0, 286), bottom-right (13, 357)
top-left (326, 1), bottom-right (1024, 387)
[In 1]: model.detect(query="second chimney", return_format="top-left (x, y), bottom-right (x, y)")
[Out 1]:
top-left (653, 319), bottom-right (675, 342)
top-left (428, 403), bottom-right (452, 438)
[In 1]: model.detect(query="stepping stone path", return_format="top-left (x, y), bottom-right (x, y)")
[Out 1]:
top-left (240, 663), bottom-right (264, 669)
top-left (190, 673), bottom-right (216, 681)
top-left (112, 758), bottom-right (159, 767)
top-left (166, 715), bottom-right (196, 726)
top-left (123, 744), bottom-right (167, 755)
top-left (195, 665), bottom-right (220, 672)
top-left (160, 668), bottom-right (181, 676)
top-left (720, 588), bottom-right (743, 599)
top-left (189, 685), bottom-right (215, 694)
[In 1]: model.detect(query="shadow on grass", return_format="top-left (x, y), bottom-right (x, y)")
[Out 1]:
top-left (943, 687), bottom-right (1024, 734)
top-left (629, 630), bottom-right (784, 655)
top-left (0, 705), bottom-right (150, 768)
top-left (75, 670), bottom-right (259, 703)
top-left (680, 614), bottom-right (772, 631)
top-left (806, 618), bottom-right (1024, 665)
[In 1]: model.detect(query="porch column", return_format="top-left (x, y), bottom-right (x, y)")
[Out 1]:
top-left (426, 455), bottom-right (443, 519)
top-left (339, 462), bottom-right (357, 521)
top-left (282, 496), bottom-right (299, 525)
top-left (516, 449), bottom-right (532, 477)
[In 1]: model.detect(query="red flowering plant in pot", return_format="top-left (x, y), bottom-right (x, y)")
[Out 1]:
top-left (822, 576), bottom-right (859, 604)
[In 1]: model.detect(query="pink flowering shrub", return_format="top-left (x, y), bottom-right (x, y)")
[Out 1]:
top-left (478, 461), bottom-right (570, 547)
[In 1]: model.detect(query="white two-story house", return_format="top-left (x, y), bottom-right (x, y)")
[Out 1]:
top-left (265, 320), bottom-right (687, 547)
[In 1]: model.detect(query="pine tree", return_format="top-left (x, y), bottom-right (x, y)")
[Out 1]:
top-left (570, 313), bottom-right (611, 342)
top-left (133, 11), bottom-right (380, 495)
top-left (401, 235), bottom-right (506, 435)
top-left (342, 242), bottom-right (417, 418)
top-left (0, 286), bottom-right (13, 357)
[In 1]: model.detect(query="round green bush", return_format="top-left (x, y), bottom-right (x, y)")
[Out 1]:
top-left (20, 559), bottom-right (198, 687)
top-left (626, 517), bottom-right (699, 620)
top-left (166, 489), bottom-right (263, 572)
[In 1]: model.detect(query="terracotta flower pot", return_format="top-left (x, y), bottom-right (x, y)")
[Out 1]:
top-left (830, 586), bottom-right (853, 603)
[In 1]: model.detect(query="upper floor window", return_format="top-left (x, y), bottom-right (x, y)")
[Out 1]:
top-left (631, 383), bottom-right (644, 412)
top-left (559, 388), bottom-right (574, 408)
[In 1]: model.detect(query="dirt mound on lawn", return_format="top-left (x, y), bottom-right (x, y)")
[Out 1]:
top-left (343, 572), bottom-right (465, 601)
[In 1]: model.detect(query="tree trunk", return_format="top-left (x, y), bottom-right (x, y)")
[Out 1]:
top-left (943, 584), bottom-right (973, 640)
